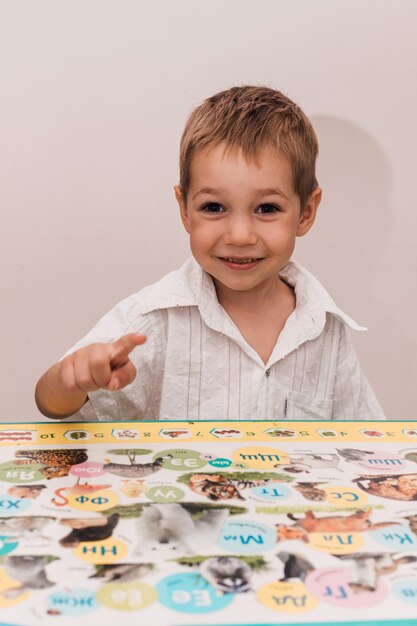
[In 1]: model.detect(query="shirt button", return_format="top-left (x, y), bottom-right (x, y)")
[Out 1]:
top-left (265, 368), bottom-right (271, 377)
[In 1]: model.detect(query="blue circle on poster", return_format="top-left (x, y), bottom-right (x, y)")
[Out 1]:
top-left (208, 458), bottom-right (232, 469)
top-left (0, 494), bottom-right (31, 515)
top-left (218, 521), bottom-right (276, 554)
top-left (392, 578), bottom-right (417, 605)
top-left (251, 482), bottom-right (292, 500)
top-left (371, 525), bottom-right (417, 551)
top-left (156, 572), bottom-right (234, 613)
top-left (0, 535), bottom-right (19, 556)
top-left (47, 588), bottom-right (98, 615)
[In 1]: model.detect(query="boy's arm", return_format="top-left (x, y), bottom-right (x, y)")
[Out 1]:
top-left (35, 360), bottom-right (89, 419)
top-left (35, 333), bottom-right (146, 419)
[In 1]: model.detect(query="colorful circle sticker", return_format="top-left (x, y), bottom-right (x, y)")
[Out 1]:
top-left (351, 450), bottom-right (410, 473)
top-left (70, 462), bottom-right (105, 478)
top-left (257, 581), bottom-right (318, 613)
top-left (0, 494), bottom-right (31, 515)
top-left (392, 578), bottom-right (417, 605)
top-left (97, 581), bottom-right (157, 611)
top-left (371, 524), bottom-right (417, 550)
top-left (47, 588), bottom-right (98, 616)
top-left (251, 482), bottom-right (292, 501)
top-left (146, 486), bottom-right (184, 502)
top-left (156, 572), bottom-right (233, 613)
top-left (75, 538), bottom-right (128, 564)
top-left (218, 521), bottom-right (276, 554)
top-left (305, 566), bottom-right (388, 608)
top-left (309, 532), bottom-right (364, 555)
top-left (0, 461), bottom-right (45, 483)
top-left (209, 458), bottom-right (232, 469)
top-left (66, 489), bottom-right (119, 512)
top-left (0, 536), bottom-right (19, 556)
top-left (323, 485), bottom-right (367, 507)
top-left (153, 449), bottom-right (207, 471)
top-left (232, 447), bottom-right (289, 469)
top-left (0, 566), bottom-right (31, 607)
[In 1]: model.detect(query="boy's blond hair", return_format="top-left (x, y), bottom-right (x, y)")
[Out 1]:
top-left (179, 85), bottom-right (319, 209)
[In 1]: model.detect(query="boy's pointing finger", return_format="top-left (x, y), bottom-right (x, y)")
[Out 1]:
top-left (110, 333), bottom-right (147, 369)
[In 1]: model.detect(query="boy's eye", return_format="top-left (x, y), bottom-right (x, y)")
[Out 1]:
top-left (255, 204), bottom-right (280, 214)
top-left (201, 202), bottom-right (225, 213)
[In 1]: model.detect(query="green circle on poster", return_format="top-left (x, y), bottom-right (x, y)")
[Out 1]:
top-left (153, 449), bottom-right (207, 471)
top-left (0, 461), bottom-right (45, 483)
top-left (146, 486), bottom-right (184, 502)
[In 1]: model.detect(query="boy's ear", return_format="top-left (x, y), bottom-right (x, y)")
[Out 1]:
top-left (174, 185), bottom-right (190, 234)
top-left (296, 187), bottom-right (322, 237)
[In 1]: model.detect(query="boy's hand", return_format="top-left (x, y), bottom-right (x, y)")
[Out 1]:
top-left (35, 333), bottom-right (147, 419)
top-left (61, 333), bottom-right (147, 393)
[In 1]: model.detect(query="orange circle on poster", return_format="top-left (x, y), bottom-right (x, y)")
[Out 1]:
top-left (323, 485), bottom-right (367, 507)
top-left (75, 538), bottom-right (128, 564)
top-left (232, 447), bottom-right (289, 469)
top-left (257, 580), bottom-right (318, 612)
top-left (66, 489), bottom-right (119, 512)
top-left (309, 532), bottom-right (364, 555)
top-left (0, 567), bottom-right (31, 607)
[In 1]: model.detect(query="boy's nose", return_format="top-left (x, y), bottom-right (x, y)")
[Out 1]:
top-left (223, 216), bottom-right (258, 246)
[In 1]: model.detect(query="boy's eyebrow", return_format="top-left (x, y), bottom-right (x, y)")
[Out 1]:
top-left (255, 188), bottom-right (290, 201)
top-left (192, 187), bottom-right (290, 201)
top-left (192, 187), bottom-right (223, 200)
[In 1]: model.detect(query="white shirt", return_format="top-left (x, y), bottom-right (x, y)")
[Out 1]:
top-left (67, 258), bottom-right (386, 422)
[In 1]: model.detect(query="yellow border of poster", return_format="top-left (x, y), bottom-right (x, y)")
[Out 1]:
top-left (0, 421), bottom-right (415, 446)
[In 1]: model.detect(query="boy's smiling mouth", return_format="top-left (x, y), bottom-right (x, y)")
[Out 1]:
top-left (218, 257), bottom-right (263, 269)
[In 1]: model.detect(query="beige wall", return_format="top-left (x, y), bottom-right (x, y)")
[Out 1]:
top-left (1, 0), bottom-right (416, 421)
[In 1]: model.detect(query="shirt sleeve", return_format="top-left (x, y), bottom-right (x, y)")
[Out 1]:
top-left (62, 297), bottom-right (166, 422)
top-left (331, 324), bottom-right (386, 420)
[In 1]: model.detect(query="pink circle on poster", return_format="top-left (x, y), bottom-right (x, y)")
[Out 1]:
top-left (70, 462), bottom-right (105, 478)
top-left (353, 450), bottom-right (410, 473)
top-left (305, 566), bottom-right (388, 608)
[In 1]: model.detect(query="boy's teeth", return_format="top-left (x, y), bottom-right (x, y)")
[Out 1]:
top-left (225, 258), bottom-right (257, 264)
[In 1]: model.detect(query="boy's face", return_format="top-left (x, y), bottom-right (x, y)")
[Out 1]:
top-left (175, 144), bottom-right (321, 298)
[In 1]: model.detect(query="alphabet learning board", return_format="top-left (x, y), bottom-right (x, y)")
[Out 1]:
top-left (0, 420), bottom-right (417, 626)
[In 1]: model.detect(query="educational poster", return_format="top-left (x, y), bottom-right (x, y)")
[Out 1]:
top-left (0, 420), bottom-right (417, 626)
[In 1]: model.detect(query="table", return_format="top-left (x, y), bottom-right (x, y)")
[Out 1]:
top-left (0, 419), bottom-right (417, 626)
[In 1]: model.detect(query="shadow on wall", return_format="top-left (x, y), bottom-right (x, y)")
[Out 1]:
top-left (297, 116), bottom-right (415, 419)
top-left (299, 115), bottom-right (391, 299)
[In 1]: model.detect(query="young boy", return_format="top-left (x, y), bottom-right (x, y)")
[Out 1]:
top-left (35, 85), bottom-right (386, 422)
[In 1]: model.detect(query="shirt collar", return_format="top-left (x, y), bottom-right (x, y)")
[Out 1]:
top-left (269, 260), bottom-right (366, 364)
top-left (140, 257), bottom-right (204, 312)
top-left (278, 260), bottom-right (366, 332)
top-left (141, 257), bottom-right (365, 363)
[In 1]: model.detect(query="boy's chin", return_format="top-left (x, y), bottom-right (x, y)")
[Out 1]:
top-left (210, 274), bottom-right (277, 295)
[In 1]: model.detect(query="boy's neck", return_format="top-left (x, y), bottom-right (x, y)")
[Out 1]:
top-left (213, 275), bottom-right (292, 311)
top-left (213, 276), bottom-right (296, 365)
